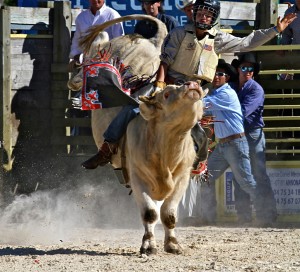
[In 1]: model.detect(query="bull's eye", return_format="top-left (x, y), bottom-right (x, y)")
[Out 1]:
top-left (164, 91), bottom-right (170, 100)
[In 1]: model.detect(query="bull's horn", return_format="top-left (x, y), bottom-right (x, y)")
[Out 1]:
top-left (139, 96), bottom-right (162, 109)
top-left (79, 14), bottom-right (167, 55)
top-left (138, 95), bottom-right (155, 104)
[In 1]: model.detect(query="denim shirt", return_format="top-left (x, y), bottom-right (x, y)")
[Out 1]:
top-left (157, 13), bottom-right (179, 33)
top-left (203, 83), bottom-right (244, 139)
top-left (236, 79), bottom-right (265, 132)
top-left (281, 4), bottom-right (300, 45)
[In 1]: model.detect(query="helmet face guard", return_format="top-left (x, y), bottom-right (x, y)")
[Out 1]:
top-left (193, 0), bottom-right (220, 30)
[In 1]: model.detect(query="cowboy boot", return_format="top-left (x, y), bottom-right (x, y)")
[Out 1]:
top-left (81, 141), bottom-right (118, 169)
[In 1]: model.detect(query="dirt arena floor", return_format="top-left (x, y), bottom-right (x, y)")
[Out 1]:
top-left (0, 225), bottom-right (300, 272)
top-left (0, 169), bottom-right (299, 272)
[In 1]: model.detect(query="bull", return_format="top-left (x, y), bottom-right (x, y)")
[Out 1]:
top-left (67, 15), bottom-right (207, 254)
top-left (92, 82), bottom-right (205, 254)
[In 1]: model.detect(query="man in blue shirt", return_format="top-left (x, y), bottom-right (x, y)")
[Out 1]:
top-left (200, 59), bottom-right (258, 224)
top-left (231, 53), bottom-right (277, 225)
top-left (281, 0), bottom-right (300, 45)
top-left (134, 0), bottom-right (179, 37)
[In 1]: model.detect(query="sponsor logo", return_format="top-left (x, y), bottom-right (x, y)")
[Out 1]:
top-left (187, 42), bottom-right (196, 50)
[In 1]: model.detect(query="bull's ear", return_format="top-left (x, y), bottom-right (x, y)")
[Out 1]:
top-left (201, 82), bottom-right (213, 97)
top-left (202, 88), bottom-right (209, 97)
top-left (139, 102), bottom-right (160, 121)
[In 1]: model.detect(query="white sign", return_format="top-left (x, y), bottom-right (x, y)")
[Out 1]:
top-left (224, 168), bottom-right (300, 215)
top-left (268, 168), bottom-right (300, 214)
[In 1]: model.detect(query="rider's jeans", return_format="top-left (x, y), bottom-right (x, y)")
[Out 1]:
top-left (103, 105), bottom-right (140, 143)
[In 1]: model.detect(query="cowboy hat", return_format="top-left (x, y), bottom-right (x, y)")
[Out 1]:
top-left (176, 0), bottom-right (195, 10)
top-left (231, 53), bottom-right (261, 76)
top-left (217, 59), bottom-right (238, 81)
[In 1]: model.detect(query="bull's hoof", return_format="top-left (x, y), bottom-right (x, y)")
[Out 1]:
top-left (164, 237), bottom-right (184, 255)
top-left (140, 232), bottom-right (157, 255)
top-left (165, 245), bottom-right (183, 255)
top-left (140, 246), bottom-right (157, 255)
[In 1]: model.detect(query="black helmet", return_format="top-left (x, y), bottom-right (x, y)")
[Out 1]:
top-left (193, 0), bottom-right (220, 30)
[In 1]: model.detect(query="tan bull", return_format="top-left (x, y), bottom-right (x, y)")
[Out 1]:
top-left (68, 15), bottom-right (206, 254)
top-left (93, 82), bottom-right (205, 254)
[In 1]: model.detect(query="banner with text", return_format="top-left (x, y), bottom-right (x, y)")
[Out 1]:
top-left (224, 168), bottom-right (300, 215)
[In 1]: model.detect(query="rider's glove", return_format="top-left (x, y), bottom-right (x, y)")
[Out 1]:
top-left (139, 81), bottom-right (166, 102)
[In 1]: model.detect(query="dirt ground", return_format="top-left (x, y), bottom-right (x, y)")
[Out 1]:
top-left (0, 224), bottom-right (300, 272)
top-left (0, 169), bottom-right (299, 272)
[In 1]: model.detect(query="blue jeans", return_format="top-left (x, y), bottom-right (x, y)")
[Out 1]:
top-left (200, 136), bottom-right (256, 221)
top-left (103, 105), bottom-right (140, 143)
top-left (234, 128), bottom-right (277, 220)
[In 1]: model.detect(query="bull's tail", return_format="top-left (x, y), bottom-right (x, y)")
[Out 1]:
top-left (79, 14), bottom-right (168, 55)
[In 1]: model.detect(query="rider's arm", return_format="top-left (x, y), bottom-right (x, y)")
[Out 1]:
top-left (156, 62), bottom-right (169, 83)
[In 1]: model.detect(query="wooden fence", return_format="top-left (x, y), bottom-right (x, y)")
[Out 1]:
top-left (1, 1), bottom-right (300, 184)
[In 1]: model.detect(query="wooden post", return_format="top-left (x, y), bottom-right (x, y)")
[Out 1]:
top-left (259, 0), bottom-right (278, 29)
top-left (51, 1), bottom-right (72, 154)
top-left (0, 6), bottom-right (12, 200)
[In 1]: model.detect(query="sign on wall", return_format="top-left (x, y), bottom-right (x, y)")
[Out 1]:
top-left (224, 168), bottom-right (300, 215)
top-left (77, 0), bottom-right (188, 33)
top-left (17, 0), bottom-right (188, 34)
top-left (268, 168), bottom-right (300, 214)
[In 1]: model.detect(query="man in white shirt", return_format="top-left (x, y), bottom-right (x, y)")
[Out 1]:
top-left (69, 0), bottom-right (124, 63)
top-left (68, 0), bottom-right (124, 153)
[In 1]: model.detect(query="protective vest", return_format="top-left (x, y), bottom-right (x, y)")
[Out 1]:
top-left (170, 27), bottom-right (219, 82)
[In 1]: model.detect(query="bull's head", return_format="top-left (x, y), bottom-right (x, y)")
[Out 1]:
top-left (139, 82), bottom-right (205, 127)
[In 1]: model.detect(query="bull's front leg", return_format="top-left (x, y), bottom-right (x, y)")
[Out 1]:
top-left (160, 177), bottom-right (190, 254)
top-left (140, 204), bottom-right (159, 255)
top-left (131, 183), bottom-right (159, 255)
top-left (160, 202), bottom-right (183, 254)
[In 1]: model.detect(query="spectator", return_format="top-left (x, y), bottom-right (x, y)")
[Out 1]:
top-left (231, 53), bottom-right (277, 225)
top-left (279, 0), bottom-right (300, 139)
top-left (281, 0), bottom-right (300, 45)
top-left (176, 0), bottom-right (195, 23)
top-left (199, 59), bottom-right (261, 224)
top-left (134, 0), bottom-right (179, 38)
top-left (69, 0), bottom-right (124, 65)
top-left (68, 0), bottom-right (124, 153)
